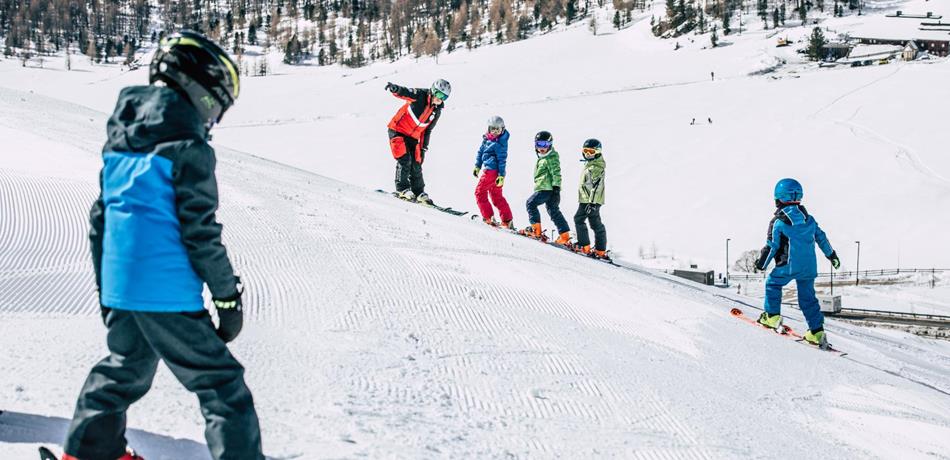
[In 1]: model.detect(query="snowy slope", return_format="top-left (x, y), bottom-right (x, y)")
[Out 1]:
top-left (2, 84), bottom-right (950, 459)
top-left (2, 6), bottom-right (950, 274)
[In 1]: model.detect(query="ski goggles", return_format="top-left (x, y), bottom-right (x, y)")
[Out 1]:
top-left (488, 126), bottom-right (503, 134)
top-left (432, 89), bottom-right (449, 101)
top-left (582, 147), bottom-right (600, 156)
top-left (535, 140), bottom-right (553, 149)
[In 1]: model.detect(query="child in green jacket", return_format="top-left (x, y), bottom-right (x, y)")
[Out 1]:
top-left (521, 130), bottom-right (571, 244)
top-left (574, 139), bottom-right (607, 259)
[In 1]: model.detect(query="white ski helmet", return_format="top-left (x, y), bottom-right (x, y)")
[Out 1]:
top-left (488, 115), bottom-right (505, 131)
top-left (431, 78), bottom-right (451, 100)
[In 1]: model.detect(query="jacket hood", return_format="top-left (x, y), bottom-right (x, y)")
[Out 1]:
top-left (104, 85), bottom-right (207, 153)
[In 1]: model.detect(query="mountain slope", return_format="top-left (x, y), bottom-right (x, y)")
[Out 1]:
top-left (1, 85), bottom-right (949, 459)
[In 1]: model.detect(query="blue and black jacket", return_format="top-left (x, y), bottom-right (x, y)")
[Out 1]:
top-left (756, 204), bottom-right (835, 279)
top-left (474, 130), bottom-right (509, 177)
top-left (89, 85), bottom-right (238, 312)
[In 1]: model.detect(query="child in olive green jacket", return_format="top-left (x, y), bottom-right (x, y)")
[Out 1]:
top-left (574, 138), bottom-right (607, 258)
top-left (522, 130), bottom-right (571, 244)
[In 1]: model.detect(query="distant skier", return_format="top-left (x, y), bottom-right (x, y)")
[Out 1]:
top-left (573, 139), bottom-right (608, 259)
top-left (385, 78), bottom-right (451, 204)
top-left (62, 31), bottom-right (263, 460)
top-left (754, 178), bottom-right (841, 348)
top-left (521, 131), bottom-right (571, 245)
top-left (711, 71), bottom-right (715, 81)
top-left (474, 115), bottom-right (514, 228)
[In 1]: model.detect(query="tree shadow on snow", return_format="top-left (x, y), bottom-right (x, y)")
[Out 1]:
top-left (0, 410), bottom-right (212, 460)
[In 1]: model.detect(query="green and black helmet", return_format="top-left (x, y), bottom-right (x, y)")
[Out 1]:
top-left (150, 30), bottom-right (240, 126)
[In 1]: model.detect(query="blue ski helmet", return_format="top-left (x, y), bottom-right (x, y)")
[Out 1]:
top-left (774, 178), bottom-right (803, 203)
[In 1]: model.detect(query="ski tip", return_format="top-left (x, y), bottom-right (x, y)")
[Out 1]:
top-left (38, 446), bottom-right (59, 460)
top-left (729, 307), bottom-right (743, 316)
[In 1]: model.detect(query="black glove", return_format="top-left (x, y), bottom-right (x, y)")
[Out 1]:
top-left (213, 279), bottom-right (244, 343)
top-left (827, 251), bottom-right (841, 269)
top-left (385, 82), bottom-right (397, 92)
top-left (552, 185), bottom-right (561, 194)
top-left (754, 246), bottom-right (770, 272)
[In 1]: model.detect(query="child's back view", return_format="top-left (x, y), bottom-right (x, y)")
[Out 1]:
top-left (63, 30), bottom-right (263, 460)
top-left (755, 178), bottom-right (840, 348)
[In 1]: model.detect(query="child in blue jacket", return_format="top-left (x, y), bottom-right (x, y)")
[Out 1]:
top-left (62, 31), bottom-right (263, 460)
top-left (473, 115), bottom-right (513, 227)
top-left (754, 178), bottom-right (841, 348)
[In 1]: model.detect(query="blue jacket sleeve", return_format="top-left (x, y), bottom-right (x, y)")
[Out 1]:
top-left (813, 218), bottom-right (835, 257)
top-left (496, 135), bottom-right (509, 177)
top-left (475, 138), bottom-right (484, 169)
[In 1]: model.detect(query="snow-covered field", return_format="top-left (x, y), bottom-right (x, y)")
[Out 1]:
top-left (2, 1), bottom-right (950, 458)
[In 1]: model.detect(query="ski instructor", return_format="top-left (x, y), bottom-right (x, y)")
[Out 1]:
top-left (385, 79), bottom-right (450, 205)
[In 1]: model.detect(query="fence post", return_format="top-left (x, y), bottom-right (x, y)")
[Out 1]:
top-left (934, 268), bottom-right (937, 289)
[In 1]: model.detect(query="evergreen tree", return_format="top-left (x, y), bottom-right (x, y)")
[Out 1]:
top-left (772, 8), bottom-right (780, 29)
top-left (710, 24), bottom-right (718, 47)
top-left (613, 10), bottom-right (621, 30)
top-left (806, 26), bottom-right (826, 60)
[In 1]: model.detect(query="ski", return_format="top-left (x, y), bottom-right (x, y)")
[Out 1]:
top-left (39, 447), bottom-right (59, 460)
top-left (730, 308), bottom-right (846, 355)
top-left (375, 189), bottom-right (468, 216)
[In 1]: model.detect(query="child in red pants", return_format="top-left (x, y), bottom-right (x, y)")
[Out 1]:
top-left (473, 116), bottom-right (513, 228)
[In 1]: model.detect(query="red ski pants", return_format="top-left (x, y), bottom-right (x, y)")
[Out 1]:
top-left (475, 169), bottom-right (512, 222)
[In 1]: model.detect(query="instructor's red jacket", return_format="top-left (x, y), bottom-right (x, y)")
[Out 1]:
top-left (387, 85), bottom-right (442, 162)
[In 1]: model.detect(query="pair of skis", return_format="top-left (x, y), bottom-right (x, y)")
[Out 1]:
top-left (730, 308), bottom-right (846, 355)
top-left (375, 190), bottom-right (467, 216)
top-left (471, 216), bottom-right (621, 267)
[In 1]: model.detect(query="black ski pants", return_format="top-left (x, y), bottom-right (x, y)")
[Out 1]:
top-left (526, 190), bottom-right (570, 234)
top-left (391, 133), bottom-right (425, 195)
top-left (64, 309), bottom-right (263, 460)
top-left (574, 203), bottom-right (607, 251)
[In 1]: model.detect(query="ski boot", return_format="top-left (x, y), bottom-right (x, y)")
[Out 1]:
top-left (416, 192), bottom-right (433, 205)
top-left (500, 220), bottom-right (515, 230)
top-left (574, 244), bottom-right (591, 255)
top-left (593, 249), bottom-right (611, 261)
top-left (804, 328), bottom-right (828, 349)
top-left (58, 447), bottom-right (144, 460)
top-left (756, 311), bottom-right (783, 331)
top-left (482, 217), bottom-right (498, 227)
top-left (520, 223), bottom-right (543, 239)
top-left (397, 189), bottom-right (415, 201)
top-left (554, 232), bottom-right (572, 246)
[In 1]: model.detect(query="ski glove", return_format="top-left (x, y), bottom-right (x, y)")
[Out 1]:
top-left (496, 176), bottom-right (505, 187)
top-left (827, 251), bottom-right (841, 269)
top-left (385, 82), bottom-right (397, 92)
top-left (552, 185), bottom-right (561, 194)
top-left (473, 167), bottom-right (480, 178)
top-left (213, 278), bottom-right (244, 343)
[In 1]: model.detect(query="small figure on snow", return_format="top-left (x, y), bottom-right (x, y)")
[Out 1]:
top-left (754, 178), bottom-right (841, 348)
top-left (474, 115), bottom-right (514, 229)
top-left (573, 139), bottom-right (609, 259)
top-left (385, 79), bottom-right (450, 205)
top-left (708, 117), bottom-right (713, 124)
top-left (521, 131), bottom-right (571, 245)
top-left (63, 30), bottom-right (263, 460)
top-left (691, 118), bottom-right (696, 125)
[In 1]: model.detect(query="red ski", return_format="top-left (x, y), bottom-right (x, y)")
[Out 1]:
top-left (730, 308), bottom-right (846, 356)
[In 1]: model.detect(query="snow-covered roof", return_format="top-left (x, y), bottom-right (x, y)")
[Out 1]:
top-left (848, 44), bottom-right (902, 59)
top-left (850, 12), bottom-right (950, 42)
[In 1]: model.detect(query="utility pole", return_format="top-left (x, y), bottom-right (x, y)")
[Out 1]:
top-left (854, 240), bottom-right (861, 286)
top-left (725, 238), bottom-right (731, 287)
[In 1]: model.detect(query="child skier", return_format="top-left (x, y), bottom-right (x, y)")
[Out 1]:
top-left (754, 178), bottom-right (841, 348)
top-left (521, 131), bottom-right (571, 245)
top-left (473, 116), bottom-right (513, 228)
top-left (62, 31), bottom-right (263, 460)
top-left (385, 79), bottom-right (451, 204)
top-left (573, 139), bottom-right (608, 259)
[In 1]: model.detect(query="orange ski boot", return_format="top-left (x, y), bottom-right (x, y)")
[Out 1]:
top-left (554, 232), bottom-right (571, 246)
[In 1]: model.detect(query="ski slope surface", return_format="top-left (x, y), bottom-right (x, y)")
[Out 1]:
top-left (1, 81), bottom-right (950, 459)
